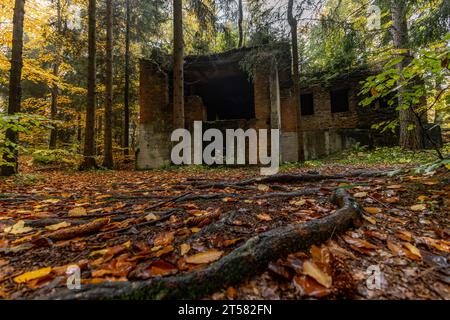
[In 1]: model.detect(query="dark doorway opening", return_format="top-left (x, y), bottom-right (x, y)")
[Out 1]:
top-left (192, 74), bottom-right (255, 121)
top-left (330, 89), bottom-right (350, 113)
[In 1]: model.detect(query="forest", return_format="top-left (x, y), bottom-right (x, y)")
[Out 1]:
top-left (0, 0), bottom-right (449, 302)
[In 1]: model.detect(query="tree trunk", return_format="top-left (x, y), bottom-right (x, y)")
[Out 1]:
top-left (81, 0), bottom-right (98, 170)
top-left (102, 0), bottom-right (114, 169)
top-left (390, 0), bottom-right (423, 150)
top-left (287, 0), bottom-right (303, 161)
top-left (123, 0), bottom-right (131, 156)
top-left (49, 0), bottom-right (62, 149)
top-left (237, 0), bottom-right (243, 48)
top-left (1, 0), bottom-right (25, 177)
top-left (173, 0), bottom-right (184, 129)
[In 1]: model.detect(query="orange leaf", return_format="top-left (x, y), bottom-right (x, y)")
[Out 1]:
top-left (364, 207), bottom-right (382, 214)
top-left (185, 249), bottom-right (223, 264)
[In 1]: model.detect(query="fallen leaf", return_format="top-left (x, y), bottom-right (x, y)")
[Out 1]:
top-left (145, 213), bottom-right (159, 221)
top-left (302, 260), bottom-right (332, 288)
top-left (387, 240), bottom-right (405, 256)
top-left (310, 245), bottom-right (330, 266)
top-left (403, 243), bottom-right (422, 259)
top-left (4, 221), bottom-right (33, 235)
top-left (364, 207), bottom-right (382, 214)
top-left (185, 249), bottom-right (223, 264)
top-left (180, 243), bottom-right (191, 256)
top-left (222, 238), bottom-right (241, 247)
top-left (68, 207), bottom-right (87, 217)
top-left (226, 286), bottom-right (238, 299)
top-left (293, 275), bottom-right (332, 298)
top-left (410, 204), bottom-right (426, 211)
top-left (417, 195), bottom-right (428, 201)
top-left (396, 231), bottom-right (413, 242)
top-left (155, 245), bottom-right (174, 257)
top-left (257, 184), bottom-right (270, 192)
top-left (187, 209), bottom-right (209, 216)
top-left (353, 192), bottom-right (368, 198)
top-left (45, 222), bottom-right (71, 231)
top-left (42, 199), bottom-right (60, 204)
top-left (290, 199), bottom-right (306, 206)
top-left (343, 235), bottom-right (378, 250)
top-left (153, 232), bottom-right (174, 247)
top-left (149, 260), bottom-right (178, 277)
top-left (257, 213), bottom-right (272, 221)
top-left (363, 215), bottom-right (377, 224)
top-left (385, 197), bottom-right (399, 203)
top-left (14, 267), bottom-right (52, 284)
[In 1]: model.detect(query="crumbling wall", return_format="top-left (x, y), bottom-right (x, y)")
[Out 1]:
top-left (136, 60), bottom-right (172, 170)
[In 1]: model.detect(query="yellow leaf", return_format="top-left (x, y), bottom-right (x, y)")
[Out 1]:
top-left (353, 192), bottom-right (368, 198)
top-left (303, 260), bottom-right (332, 288)
top-left (145, 213), bottom-right (159, 221)
top-left (417, 195), bottom-right (428, 201)
top-left (42, 199), bottom-right (60, 204)
top-left (4, 220), bottom-right (33, 235)
top-left (363, 215), bottom-right (377, 224)
top-left (14, 267), bottom-right (52, 284)
top-left (387, 185), bottom-right (402, 189)
top-left (89, 248), bottom-right (109, 257)
top-left (45, 222), bottom-right (71, 231)
top-left (180, 243), bottom-right (191, 256)
top-left (289, 199), bottom-right (306, 206)
top-left (257, 213), bottom-right (272, 221)
top-left (403, 243), bottom-right (422, 259)
top-left (257, 184), bottom-right (270, 192)
top-left (68, 207), bottom-right (87, 217)
top-left (190, 227), bottom-right (201, 233)
top-left (185, 250), bottom-right (223, 264)
top-left (364, 207), bottom-right (382, 214)
top-left (410, 204), bottom-right (426, 211)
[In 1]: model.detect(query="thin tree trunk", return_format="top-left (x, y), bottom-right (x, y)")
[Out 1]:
top-left (49, 0), bottom-right (62, 149)
top-left (287, 0), bottom-right (303, 161)
top-left (1, 0), bottom-right (25, 176)
top-left (237, 0), bottom-right (243, 48)
top-left (123, 0), bottom-right (130, 156)
top-left (102, 0), bottom-right (114, 169)
top-left (81, 0), bottom-right (98, 169)
top-left (390, 0), bottom-right (423, 150)
top-left (173, 0), bottom-right (184, 129)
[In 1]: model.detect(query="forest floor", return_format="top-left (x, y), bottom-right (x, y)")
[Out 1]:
top-left (0, 147), bottom-right (449, 300)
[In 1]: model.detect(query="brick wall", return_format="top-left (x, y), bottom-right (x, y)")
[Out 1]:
top-left (299, 79), bottom-right (397, 132)
top-left (136, 60), bottom-right (172, 169)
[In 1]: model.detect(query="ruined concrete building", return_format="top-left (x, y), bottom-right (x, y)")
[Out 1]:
top-left (136, 44), bottom-right (397, 169)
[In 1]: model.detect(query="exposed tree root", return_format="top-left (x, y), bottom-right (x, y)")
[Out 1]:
top-left (39, 188), bottom-right (363, 300)
top-left (187, 170), bottom-right (391, 188)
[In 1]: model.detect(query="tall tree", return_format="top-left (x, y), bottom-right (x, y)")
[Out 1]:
top-left (81, 0), bottom-right (98, 169)
top-left (123, 0), bottom-right (131, 156)
top-left (102, 0), bottom-right (114, 168)
top-left (287, 0), bottom-right (303, 160)
top-left (390, 0), bottom-right (423, 150)
top-left (237, 0), bottom-right (243, 47)
top-left (49, 0), bottom-right (62, 149)
top-left (1, 0), bottom-right (26, 176)
top-left (173, 0), bottom-right (184, 129)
